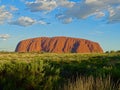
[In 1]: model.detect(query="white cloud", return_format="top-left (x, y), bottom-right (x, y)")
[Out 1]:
top-left (0, 34), bottom-right (10, 40)
top-left (9, 6), bottom-right (19, 11)
top-left (9, 16), bottom-right (50, 26)
top-left (62, 17), bottom-right (72, 24)
top-left (56, 14), bottom-right (72, 24)
top-left (0, 5), bottom-right (12, 24)
top-left (65, 1), bottom-right (107, 19)
top-left (57, 0), bottom-right (120, 24)
top-left (9, 16), bottom-right (36, 27)
top-left (108, 7), bottom-right (115, 17)
top-left (85, 0), bottom-right (97, 3)
top-left (108, 9), bottom-right (120, 24)
top-left (57, 0), bottom-right (75, 8)
top-left (95, 11), bottom-right (105, 18)
top-left (38, 20), bottom-right (50, 25)
top-left (26, 0), bottom-right (57, 12)
top-left (26, 0), bottom-right (75, 12)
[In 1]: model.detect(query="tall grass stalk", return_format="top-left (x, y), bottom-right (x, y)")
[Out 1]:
top-left (60, 76), bottom-right (120, 90)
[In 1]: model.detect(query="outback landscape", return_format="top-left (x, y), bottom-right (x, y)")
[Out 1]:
top-left (0, 0), bottom-right (120, 90)
top-left (0, 36), bottom-right (120, 90)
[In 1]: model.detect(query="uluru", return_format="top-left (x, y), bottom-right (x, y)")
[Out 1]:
top-left (15, 36), bottom-right (103, 53)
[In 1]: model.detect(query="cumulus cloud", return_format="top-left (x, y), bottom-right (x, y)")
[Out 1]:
top-left (9, 16), bottom-right (36, 27)
top-left (93, 11), bottom-right (105, 18)
top-left (85, 0), bottom-right (97, 3)
top-left (0, 5), bottom-right (12, 24)
top-left (26, 0), bottom-right (75, 12)
top-left (9, 6), bottom-right (19, 11)
top-left (0, 34), bottom-right (10, 40)
top-left (55, 0), bottom-right (120, 24)
top-left (108, 6), bottom-right (120, 24)
top-left (38, 20), bottom-right (50, 25)
top-left (62, 17), bottom-right (72, 24)
top-left (56, 14), bottom-right (72, 24)
top-left (63, 1), bottom-right (106, 19)
top-left (9, 16), bottom-right (50, 26)
top-left (56, 0), bottom-right (75, 8)
top-left (108, 12), bottom-right (120, 24)
top-left (26, 0), bottom-right (57, 12)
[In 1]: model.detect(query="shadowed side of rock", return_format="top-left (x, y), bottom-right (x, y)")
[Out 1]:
top-left (15, 36), bottom-right (103, 53)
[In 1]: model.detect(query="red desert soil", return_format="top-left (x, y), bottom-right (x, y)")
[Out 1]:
top-left (15, 36), bottom-right (103, 53)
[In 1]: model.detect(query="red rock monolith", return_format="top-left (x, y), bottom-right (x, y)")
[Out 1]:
top-left (15, 36), bottom-right (103, 53)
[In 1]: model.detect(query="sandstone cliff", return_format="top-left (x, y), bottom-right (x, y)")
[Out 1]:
top-left (15, 36), bottom-right (103, 53)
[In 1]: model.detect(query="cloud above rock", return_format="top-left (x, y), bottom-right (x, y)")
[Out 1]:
top-left (8, 16), bottom-right (50, 26)
top-left (58, 0), bottom-right (120, 23)
top-left (38, 20), bottom-right (50, 25)
top-left (26, 0), bottom-right (75, 12)
top-left (25, 0), bottom-right (120, 24)
top-left (0, 5), bottom-right (12, 24)
top-left (0, 34), bottom-right (10, 40)
top-left (107, 6), bottom-right (120, 24)
top-left (9, 6), bottom-right (19, 11)
top-left (9, 16), bottom-right (36, 27)
top-left (26, 0), bottom-right (57, 12)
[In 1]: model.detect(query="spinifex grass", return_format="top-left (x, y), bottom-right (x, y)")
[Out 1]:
top-left (60, 76), bottom-right (120, 90)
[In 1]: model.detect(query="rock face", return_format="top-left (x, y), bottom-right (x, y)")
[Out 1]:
top-left (15, 36), bottom-right (103, 53)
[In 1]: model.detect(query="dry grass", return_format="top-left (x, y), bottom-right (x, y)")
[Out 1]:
top-left (60, 76), bottom-right (120, 90)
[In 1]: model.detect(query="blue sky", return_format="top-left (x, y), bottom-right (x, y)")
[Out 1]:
top-left (0, 0), bottom-right (120, 52)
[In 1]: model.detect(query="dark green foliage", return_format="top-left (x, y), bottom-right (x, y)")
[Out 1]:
top-left (105, 50), bottom-right (120, 53)
top-left (117, 50), bottom-right (120, 53)
top-left (105, 51), bottom-right (109, 53)
top-left (0, 60), bottom-right (60, 90)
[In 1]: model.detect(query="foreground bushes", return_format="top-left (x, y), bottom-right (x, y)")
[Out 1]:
top-left (0, 53), bottom-right (120, 90)
top-left (0, 60), bottom-right (60, 90)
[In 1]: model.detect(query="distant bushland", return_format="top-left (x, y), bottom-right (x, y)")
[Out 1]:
top-left (105, 50), bottom-right (120, 53)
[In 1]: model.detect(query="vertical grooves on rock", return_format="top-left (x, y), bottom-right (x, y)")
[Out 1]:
top-left (27, 40), bottom-right (34, 52)
top-left (51, 39), bottom-right (58, 52)
top-left (71, 40), bottom-right (80, 53)
top-left (62, 38), bottom-right (68, 52)
top-left (41, 37), bottom-right (48, 52)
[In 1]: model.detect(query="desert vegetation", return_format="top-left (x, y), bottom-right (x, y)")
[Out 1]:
top-left (0, 52), bottom-right (120, 90)
top-left (60, 75), bottom-right (120, 90)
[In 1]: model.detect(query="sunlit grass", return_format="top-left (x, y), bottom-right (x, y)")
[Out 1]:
top-left (60, 76), bottom-right (120, 90)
